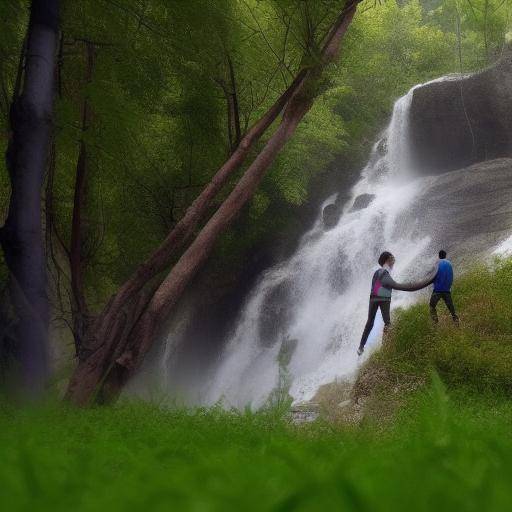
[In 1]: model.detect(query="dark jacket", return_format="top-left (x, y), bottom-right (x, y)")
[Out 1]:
top-left (433, 259), bottom-right (454, 292)
top-left (370, 267), bottom-right (435, 302)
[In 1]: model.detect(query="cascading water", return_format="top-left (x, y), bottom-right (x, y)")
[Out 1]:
top-left (123, 67), bottom-right (512, 407)
top-left (200, 83), bottom-right (432, 408)
top-left (191, 75), bottom-right (499, 409)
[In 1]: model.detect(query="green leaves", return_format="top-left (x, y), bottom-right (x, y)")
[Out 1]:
top-left (2, 0), bottom-right (509, 311)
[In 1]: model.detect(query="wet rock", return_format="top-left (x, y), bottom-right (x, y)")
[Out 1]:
top-left (409, 157), bottom-right (512, 263)
top-left (409, 51), bottom-right (512, 174)
top-left (376, 137), bottom-right (387, 156)
top-left (289, 402), bottom-right (320, 424)
top-left (258, 280), bottom-right (293, 346)
top-left (322, 203), bottom-right (340, 229)
top-left (350, 193), bottom-right (375, 212)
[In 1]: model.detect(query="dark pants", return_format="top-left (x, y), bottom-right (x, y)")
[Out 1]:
top-left (430, 292), bottom-right (458, 323)
top-left (359, 300), bottom-right (391, 350)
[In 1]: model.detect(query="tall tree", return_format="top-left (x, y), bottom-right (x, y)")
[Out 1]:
top-left (0, 0), bottom-right (60, 394)
top-left (68, 40), bottom-right (95, 353)
top-left (65, 0), bottom-right (362, 405)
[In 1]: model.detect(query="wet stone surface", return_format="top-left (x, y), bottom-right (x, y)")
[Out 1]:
top-left (350, 193), bottom-right (375, 212)
top-left (289, 403), bottom-right (320, 424)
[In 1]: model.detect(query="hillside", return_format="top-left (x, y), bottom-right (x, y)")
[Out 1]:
top-left (351, 257), bottom-right (512, 420)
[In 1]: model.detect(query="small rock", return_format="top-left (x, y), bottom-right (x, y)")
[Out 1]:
top-left (350, 193), bottom-right (375, 212)
top-left (290, 402), bottom-right (320, 424)
top-left (322, 203), bottom-right (339, 229)
top-left (377, 137), bottom-right (387, 156)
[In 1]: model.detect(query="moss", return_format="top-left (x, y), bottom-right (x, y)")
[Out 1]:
top-left (358, 258), bottom-right (512, 413)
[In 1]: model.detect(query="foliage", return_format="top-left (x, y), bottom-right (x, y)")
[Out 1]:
top-left (0, 1), bottom-right (28, 221)
top-left (1, 0), bottom-right (512, 330)
top-left (2, 384), bottom-right (512, 510)
top-left (430, 0), bottom-right (512, 67)
top-left (362, 258), bottom-right (512, 401)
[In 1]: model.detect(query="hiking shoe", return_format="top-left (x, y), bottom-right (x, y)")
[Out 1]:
top-left (357, 346), bottom-right (364, 356)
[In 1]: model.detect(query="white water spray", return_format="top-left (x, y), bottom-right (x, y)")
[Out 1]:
top-left (197, 78), bottom-right (467, 409)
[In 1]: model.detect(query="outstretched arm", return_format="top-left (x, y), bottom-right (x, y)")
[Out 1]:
top-left (382, 267), bottom-right (437, 292)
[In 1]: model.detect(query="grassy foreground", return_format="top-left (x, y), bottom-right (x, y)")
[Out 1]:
top-left (2, 259), bottom-right (512, 511)
top-left (361, 258), bottom-right (512, 400)
top-left (2, 390), bottom-right (512, 512)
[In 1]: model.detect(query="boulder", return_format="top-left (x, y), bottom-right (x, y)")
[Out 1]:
top-left (410, 158), bottom-right (512, 263)
top-left (409, 51), bottom-right (512, 174)
top-left (258, 279), bottom-right (293, 346)
top-left (376, 137), bottom-right (387, 156)
top-left (350, 193), bottom-right (375, 211)
top-left (322, 203), bottom-right (340, 228)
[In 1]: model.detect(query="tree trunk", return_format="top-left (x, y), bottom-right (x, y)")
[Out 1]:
top-left (66, 0), bottom-right (360, 406)
top-left (75, 61), bottom-right (309, 366)
top-left (69, 139), bottom-right (89, 351)
top-left (69, 41), bottom-right (95, 353)
top-left (227, 55), bottom-right (241, 152)
top-left (0, 0), bottom-right (59, 395)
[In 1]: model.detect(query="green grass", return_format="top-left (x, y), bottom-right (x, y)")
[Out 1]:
top-left (3, 259), bottom-right (512, 511)
top-left (365, 258), bottom-right (512, 395)
top-left (2, 387), bottom-right (512, 511)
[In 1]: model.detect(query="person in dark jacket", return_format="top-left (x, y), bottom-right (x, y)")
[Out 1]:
top-left (357, 251), bottom-right (433, 356)
top-left (430, 250), bottom-right (459, 324)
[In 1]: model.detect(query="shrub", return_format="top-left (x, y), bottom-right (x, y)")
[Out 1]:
top-left (360, 258), bottom-right (512, 401)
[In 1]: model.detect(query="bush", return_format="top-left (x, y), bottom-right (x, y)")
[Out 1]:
top-left (361, 258), bottom-right (512, 398)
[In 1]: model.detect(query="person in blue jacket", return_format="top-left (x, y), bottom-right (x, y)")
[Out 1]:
top-left (430, 250), bottom-right (459, 325)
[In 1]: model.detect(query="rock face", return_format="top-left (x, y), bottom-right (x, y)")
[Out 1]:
top-left (350, 193), bottom-right (375, 211)
top-left (322, 203), bottom-right (340, 228)
top-left (410, 158), bottom-right (512, 263)
top-left (409, 52), bottom-right (512, 174)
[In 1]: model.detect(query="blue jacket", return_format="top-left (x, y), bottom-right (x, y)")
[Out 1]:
top-left (434, 259), bottom-right (453, 292)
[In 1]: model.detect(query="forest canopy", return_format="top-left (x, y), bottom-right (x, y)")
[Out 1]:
top-left (0, 0), bottom-right (511, 399)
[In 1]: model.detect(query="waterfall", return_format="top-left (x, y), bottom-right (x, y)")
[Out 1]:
top-left (124, 71), bottom-right (512, 408)
top-left (198, 78), bottom-right (464, 409)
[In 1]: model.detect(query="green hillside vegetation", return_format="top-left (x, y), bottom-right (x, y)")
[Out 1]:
top-left (355, 257), bottom-right (512, 419)
top-left (2, 258), bottom-right (512, 511)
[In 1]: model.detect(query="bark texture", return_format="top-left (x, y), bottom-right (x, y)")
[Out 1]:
top-left (0, 0), bottom-right (59, 394)
top-left (75, 61), bottom-right (308, 365)
top-left (66, 0), bottom-right (360, 405)
top-left (69, 41), bottom-right (95, 353)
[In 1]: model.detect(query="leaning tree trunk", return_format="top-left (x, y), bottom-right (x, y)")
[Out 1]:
top-left (75, 61), bottom-right (309, 366)
top-left (73, 0), bottom-right (357, 367)
top-left (66, 0), bottom-right (360, 406)
top-left (0, 0), bottom-right (59, 395)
